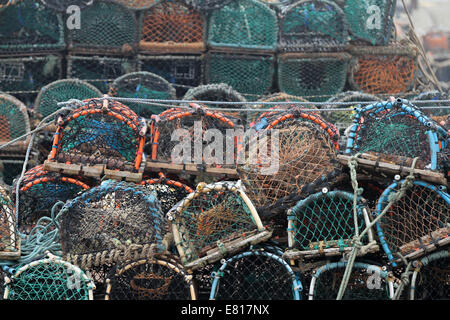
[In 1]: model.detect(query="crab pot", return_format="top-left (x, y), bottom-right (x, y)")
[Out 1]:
top-left (205, 51), bottom-right (275, 99)
top-left (348, 45), bottom-right (419, 95)
top-left (113, 0), bottom-right (159, 10)
top-left (207, 0), bottom-right (278, 52)
top-left (0, 93), bottom-right (30, 154)
top-left (138, 54), bottom-right (204, 98)
top-left (277, 52), bottom-right (350, 102)
top-left (67, 54), bottom-right (137, 94)
top-left (0, 186), bottom-right (20, 260)
top-left (34, 79), bottom-right (102, 119)
top-left (278, 0), bottom-right (348, 52)
top-left (0, 54), bottom-right (63, 103)
top-left (110, 71), bottom-right (177, 117)
top-left (412, 91), bottom-right (450, 118)
top-left (138, 0), bottom-right (205, 54)
top-left (67, 0), bottom-right (138, 55)
top-left (0, 1), bottom-right (65, 53)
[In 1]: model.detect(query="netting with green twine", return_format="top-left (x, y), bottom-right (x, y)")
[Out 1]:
top-left (0, 0), bottom-right (64, 53)
top-left (0, 93), bottom-right (30, 147)
top-left (279, 0), bottom-right (349, 52)
top-left (39, 0), bottom-right (95, 12)
top-left (184, 0), bottom-right (233, 11)
top-left (277, 53), bottom-right (351, 101)
top-left (207, 0), bottom-right (278, 51)
top-left (34, 79), bottom-right (102, 119)
top-left (110, 71), bottom-right (176, 117)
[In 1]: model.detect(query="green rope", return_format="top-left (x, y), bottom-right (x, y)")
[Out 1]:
top-left (392, 252), bottom-right (413, 300)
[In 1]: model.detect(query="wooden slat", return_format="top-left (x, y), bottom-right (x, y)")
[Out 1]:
top-left (145, 161), bottom-right (239, 178)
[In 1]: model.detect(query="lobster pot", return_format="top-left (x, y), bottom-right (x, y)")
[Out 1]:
top-left (67, 54), bottom-right (137, 93)
top-left (285, 190), bottom-right (377, 260)
top-left (309, 262), bottom-right (394, 300)
top-left (0, 1), bottom-right (65, 53)
top-left (340, 0), bottom-right (396, 45)
top-left (0, 186), bottom-right (19, 260)
top-left (412, 91), bottom-right (450, 118)
top-left (149, 104), bottom-right (241, 169)
top-left (183, 0), bottom-right (233, 11)
top-left (4, 254), bottom-right (95, 300)
top-left (168, 181), bottom-right (272, 270)
top-left (409, 250), bottom-right (449, 300)
top-left (39, 0), bottom-right (97, 12)
top-left (60, 180), bottom-right (169, 268)
top-left (375, 180), bottom-right (450, 266)
top-left (207, 0), bottom-right (277, 52)
top-left (138, 54), bottom-right (204, 98)
top-left (206, 51), bottom-right (275, 99)
top-left (345, 100), bottom-right (448, 172)
top-left (139, 0), bottom-right (205, 54)
top-left (46, 98), bottom-right (147, 175)
top-left (0, 54), bottom-right (63, 103)
top-left (278, 53), bottom-right (351, 102)
top-left (12, 164), bottom-right (90, 232)
top-left (209, 249), bottom-right (302, 300)
top-left (278, 0), bottom-right (348, 52)
top-left (0, 93), bottom-right (30, 154)
top-left (114, 0), bottom-right (158, 10)
top-left (34, 79), bottom-right (102, 119)
top-left (106, 254), bottom-right (196, 300)
top-left (110, 72), bottom-right (176, 117)
top-left (348, 45), bottom-right (419, 95)
top-left (67, 0), bottom-right (138, 54)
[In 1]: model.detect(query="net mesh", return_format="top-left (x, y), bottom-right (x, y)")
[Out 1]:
top-left (207, 0), bottom-right (277, 51)
top-left (60, 180), bottom-right (168, 266)
top-left (39, 0), bottom-right (94, 12)
top-left (0, 185), bottom-right (18, 254)
top-left (107, 254), bottom-right (194, 300)
top-left (34, 79), bottom-right (102, 119)
top-left (140, 0), bottom-right (205, 53)
top-left (413, 91), bottom-right (450, 117)
top-left (84, 263), bottom-right (114, 300)
top-left (411, 252), bottom-right (449, 300)
top-left (376, 181), bottom-right (449, 263)
top-left (13, 164), bottom-right (90, 233)
top-left (206, 52), bottom-right (274, 98)
top-left (0, 93), bottom-right (30, 148)
top-left (68, 0), bottom-right (138, 54)
top-left (49, 98), bottom-right (146, 172)
top-left (115, 0), bottom-right (158, 10)
top-left (0, 1), bottom-right (65, 53)
top-left (279, 0), bottom-right (348, 52)
top-left (184, 0), bottom-right (233, 11)
top-left (278, 53), bottom-right (351, 101)
top-left (110, 71), bottom-right (176, 117)
top-left (211, 250), bottom-right (300, 300)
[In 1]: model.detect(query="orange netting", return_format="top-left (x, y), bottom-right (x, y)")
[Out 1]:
top-left (0, 115), bottom-right (11, 142)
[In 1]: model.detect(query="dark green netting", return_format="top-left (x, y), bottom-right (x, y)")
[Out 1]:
top-left (0, 1), bottom-right (64, 53)
top-left (207, 0), bottom-right (278, 51)
top-left (39, 0), bottom-right (94, 12)
top-left (279, 0), bottom-right (348, 52)
top-left (34, 79), bottom-right (102, 119)
top-left (67, 55), bottom-right (137, 93)
top-left (184, 0), bottom-right (233, 10)
top-left (277, 53), bottom-right (350, 101)
top-left (341, 0), bottom-right (396, 45)
top-left (1, 162), bottom-right (26, 186)
top-left (110, 71), bottom-right (176, 117)
top-left (68, 0), bottom-right (138, 54)
top-left (206, 52), bottom-right (274, 98)
top-left (0, 93), bottom-right (29, 144)
top-left (413, 91), bottom-right (450, 117)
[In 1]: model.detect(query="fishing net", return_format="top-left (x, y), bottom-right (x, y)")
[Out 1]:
top-left (139, 0), bottom-right (205, 54)
top-left (345, 100), bottom-right (448, 172)
top-left (60, 180), bottom-right (169, 269)
top-left (309, 262), bottom-right (394, 300)
top-left (277, 53), bottom-right (351, 101)
top-left (67, 0), bottom-right (138, 54)
top-left (12, 164), bottom-right (90, 233)
top-left (341, 0), bottom-right (396, 45)
top-left (48, 98), bottom-right (147, 173)
top-left (67, 54), bottom-right (137, 94)
top-left (109, 71), bottom-right (176, 118)
top-left (39, 0), bottom-right (94, 12)
top-left (168, 180), bottom-right (271, 270)
top-left (375, 180), bottom-right (449, 266)
top-left (138, 54), bottom-right (204, 98)
top-left (409, 250), bottom-right (449, 300)
top-left (412, 91), bottom-right (450, 118)
top-left (206, 51), bottom-right (275, 98)
top-left (115, 0), bottom-right (157, 10)
top-left (210, 249), bottom-right (302, 300)
top-left (83, 263), bottom-right (115, 300)
top-left (140, 173), bottom-right (194, 214)
top-left (348, 45), bottom-right (419, 95)
top-left (279, 0), bottom-right (348, 52)
top-left (0, 93), bottom-right (30, 152)
top-left (0, 1), bottom-right (65, 53)
top-left (34, 79), bottom-right (102, 119)
top-left (106, 254), bottom-right (196, 300)
top-left (0, 185), bottom-right (19, 259)
top-left (4, 254), bottom-right (95, 300)
top-left (207, 0), bottom-right (277, 52)
top-left (183, 0), bottom-right (233, 11)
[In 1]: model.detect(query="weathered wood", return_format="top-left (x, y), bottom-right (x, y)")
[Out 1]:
top-left (104, 168), bottom-right (143, 183)
top-left (283, 243), bottom-right (380, 260)
top-left (0, 238), bottom-right (21, 261)
top-left (80, 164), bottom-right (105, 177)
top-left (44, 160), bottom-right (82, 175)
top-left (337, 154), bottom-right (447, 186)
top-left (399, 228), bottom-right (449, 257)
top-left (145, 161), bottom-right (239, 177)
